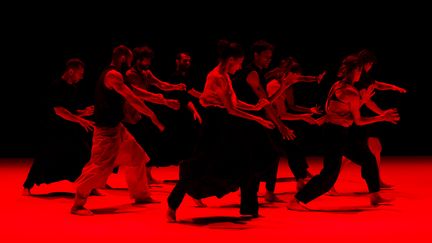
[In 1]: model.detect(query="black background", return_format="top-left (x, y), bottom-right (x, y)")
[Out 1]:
top-left (2, 3), bottom-right (431, 157)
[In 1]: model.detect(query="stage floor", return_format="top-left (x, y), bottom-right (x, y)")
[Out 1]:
top-left (1, 156), bottom-right (430, 242)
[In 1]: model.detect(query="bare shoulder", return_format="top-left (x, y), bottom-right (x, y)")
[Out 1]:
top-left (125, 69), bottom-right (136, 78)
top-left (106, 69), bottom-right (122, 79)
top-left (105, 69), bottom-right (124, 88)
top-left (246, 70), bottom-right (259, 80)
top-left (207, 69), bottom-right (222, 79)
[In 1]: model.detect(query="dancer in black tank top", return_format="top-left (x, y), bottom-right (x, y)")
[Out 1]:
top-left (71, 45), bottom-right (165, 216)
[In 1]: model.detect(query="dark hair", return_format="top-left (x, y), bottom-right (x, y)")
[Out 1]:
top-left (133, 46), bottom-right (154, 61)
top-left (290, 62), bottom-right (302, 73)
top-left (65, 58), bottom-right (84, 70)
top-left (252, 40), bottom-right (274, 54)
top-left (357, 49), bottom-right (377, 64)
top-left (337, 54), bottom-right (361, 79)
top-left (112, 45), bottom-right (133, 62)
top-left (283, 56), bottom-right (301, 70)
top-left (217, 39), bottom-right (244, 61)
top-left (176, 51), bottom-right (191, 60)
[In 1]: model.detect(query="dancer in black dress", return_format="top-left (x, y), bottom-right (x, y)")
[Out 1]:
top-left (23, 58), bottom-right (94, 195)
top-left (167, 40), bottom-right (274, 222)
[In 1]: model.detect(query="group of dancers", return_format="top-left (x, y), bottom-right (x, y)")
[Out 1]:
top-left (23, 39), bottom-right (406, 221)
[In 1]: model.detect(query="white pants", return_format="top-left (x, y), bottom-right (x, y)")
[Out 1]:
top-left (75, 124), bottom-right (150, 205)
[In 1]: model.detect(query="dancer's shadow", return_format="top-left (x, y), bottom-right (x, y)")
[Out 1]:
top-left (31, 192), bottom-right (75, 199)
top-left (215, 204), bottom-right (239, 209)
top-left (326, 191), bottom-right (369, 197)
top-left (179, 216), bottom-right (254, 229)
top-left (162, 179), bottom-right (179, 184)
top-left (276, 177), bottom-right (296, 182)
top-left (290, 205), bottom-right (378, 214)
top-left (91, 204), bottom-right (141, 215)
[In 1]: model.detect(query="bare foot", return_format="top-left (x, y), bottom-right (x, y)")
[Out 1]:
top-left (380, 181), bottom-right (394, 190)
top-left (286, 198), bottom-right (309, 211)
top-left (167, 208), bottom-right (176, 223)
top-left (296, 179), bottom-right (306, 192)
top-left (265, 191), bottom-right (285, 203)
top-left (370, 192), bottom-right (393, 206)
top-left (193, 198), bottom-right (207, 208)
top-left (22, 188), bottom-right (31, 196)
top-left (327, 187), bottom-right (338, 196)
top-left (71, 206), bottom-right (94, 216)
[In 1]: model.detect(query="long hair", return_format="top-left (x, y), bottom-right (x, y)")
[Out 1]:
top-left (337, 54), bottom-right (361, 83)
top-left (217, 39), bottom-right (244, 61)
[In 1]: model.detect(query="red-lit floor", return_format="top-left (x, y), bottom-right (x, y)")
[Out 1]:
top-left (1, 156), bottom-right (431, 242)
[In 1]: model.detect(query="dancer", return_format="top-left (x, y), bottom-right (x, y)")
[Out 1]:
top-left (232, 40), bottom-right (295, 203)
top-left (124, 46), bottom-right (184, 183)
top-left (71, 45), bottom-right (164, 216)
top-left (341, 49), bottom-right (407, 189)
top-left (265, 56), bottom-right (325, 191)
top-left (167, 40), bottom-right (274, 222)
top-left (23, 58), bottom-right (94, 195)
top-left (287, 55), bottom-right (399, 210)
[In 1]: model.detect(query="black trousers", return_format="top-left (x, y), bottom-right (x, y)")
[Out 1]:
top-left (264, 130), bottom-right (309, 192)
top-left (167, 175), bottom-right (260, 215)
top-left (296, 123), bottom-right (380, 204)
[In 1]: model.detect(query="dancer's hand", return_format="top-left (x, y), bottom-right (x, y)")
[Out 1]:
top-left (176, 83), bottom-right (187, 91)
top-left (278, 124), bottom-right (296, 140)
top-left (394, 86), bottom-right (407, 93)
top-left (317, 71), bottom-right (327, 84)
top-left (310, 105), bottom-right (323, 115)
top-left (300, 114), bottom-right (319, 125)
top-left (77, 105), bottom-right (94, 117)
top-left (382, 108), bottom-right (400, 124)
top-left (361, 86), bottom-right (375, 104)
top-left (193, 110), bottom-right (202, 124)
top-left (79, 118), bottom-right (95, 132)
top-left (165, 99), bottom-right (181, 110)
top-left (256, 98), bottom-right (271, 110)
top-left (259, 119), bottom-right (275, 129)
top-left (152, 117), bottom-right (165, 132)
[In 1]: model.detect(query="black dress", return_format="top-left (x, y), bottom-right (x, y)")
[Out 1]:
top-left (149, 71), bottom-right (201, 166)
top-left (23, 79), bottom-right (92, 189)
top-left (168, 70), bottom-right (262, 215)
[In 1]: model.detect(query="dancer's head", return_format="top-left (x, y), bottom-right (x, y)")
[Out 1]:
top-left (217, 39), bottom-right (244, 74)
top-left (338, 55), bottom-right (363, 84)
top-left (175, 51), bottom-right (192, 73)
top-left (63, 58), bottom-right (85, 84)
top-left (112, 45), bottom-right (133, 71)
top-left (357, 49), bottom-right (377, 73)
top-left (133, 46), bottom-right (154, 70)
top-left (279, 56), bottom-right (301, 74)
top-left (252, 40), bottom-right (273, 69)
